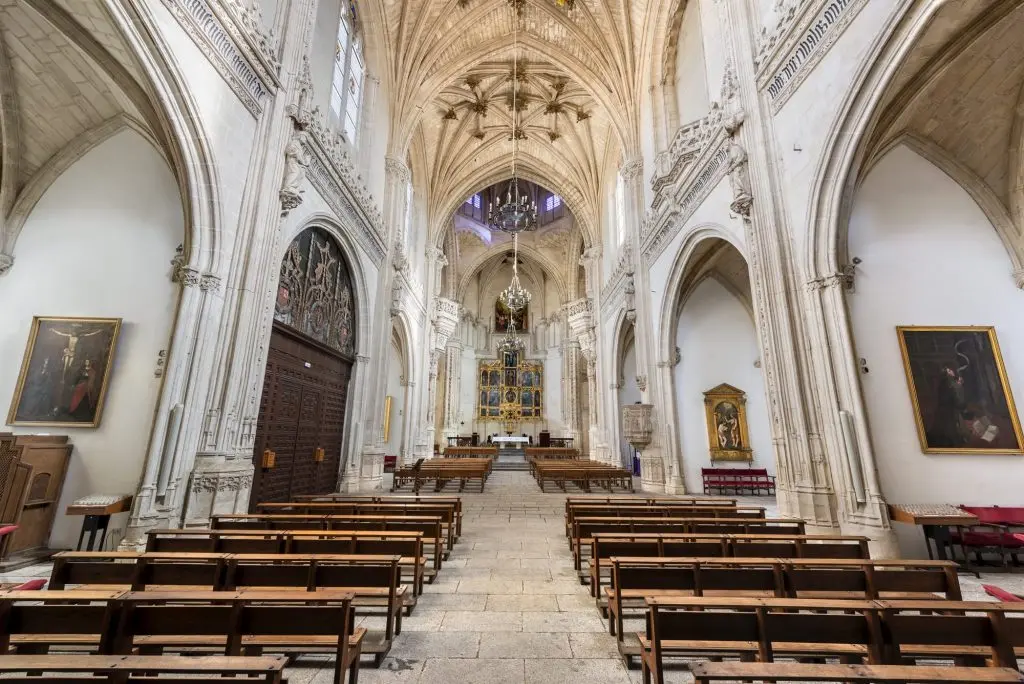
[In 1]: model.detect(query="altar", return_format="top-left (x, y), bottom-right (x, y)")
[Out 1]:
top-left (492, 436), bottom-right (529, 447)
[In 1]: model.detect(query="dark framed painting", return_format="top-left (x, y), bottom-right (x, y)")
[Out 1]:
top-left (7, 316), bottom-right (122, 427)
top-left (897, 326), bottom-right (1023, 454)
top-left (495, 299), bottom-right (527, 332)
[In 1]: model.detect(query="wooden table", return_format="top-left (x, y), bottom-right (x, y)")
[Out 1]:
top-left (888, 503), bottom-right (978, 567)
top-left (66, 495), bottom-right (133, 551)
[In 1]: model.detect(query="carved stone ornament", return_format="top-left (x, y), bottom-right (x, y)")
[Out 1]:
top-left (285, 55), bottom-right (314, 128)
top-left (727, 142), bottom-right (754, 217)
top-left (619, 158), bottom-right (643, 182)
top-left (0, 252), bottom-right (12, 276)
top-left (624, 272), bottom-right (636, 324)
top-left (1014, 269), bottom-right (1024, 289)
top-left (621, 403), bottom-right (654, 450)
top-left (390, 279), bottom-right (405, 318)
top-left (280, 130), bottom-right (310, 214)
top-left (635, 375), bottom-right (648, 393)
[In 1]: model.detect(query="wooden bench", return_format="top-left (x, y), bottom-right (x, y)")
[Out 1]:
top-left (45, 553), bottom-right (404, 661)
top-left (257, 502), bottom-right (459, 549)
top-left (293, 495), bottom-right (463, 536)
top-left (0, 655), bottom-right (289, 684)
top-left (392, 459), bottom-right (491, 493)
top-left (581, 532), bottom-right (870, 579)
top-left (701, 467), bottom-right (776, 495)
top-left (533, 462), bottom-right (634, 492)
top-left (571, 517), bottom-right (808, 571)
top-left (211, 514), bottom-right (443, 579)
top-left (0, 590), bottom-right (363, 683)
top-left (607, 557), bottom-right (962, 660)
top-left (689, 662), bottom-right (1024, 684)
top-left (566, 504), bottom-right (765, 539)
top-left (639, 597), bottom-right (1024, 684)
top-left (442, 446), bottom-right (497, 458)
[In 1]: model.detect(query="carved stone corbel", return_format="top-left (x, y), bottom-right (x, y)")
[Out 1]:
top-left (1014, 269), bottom-right (1024, 290)
top-left (0, 253), bottom-right (12, 276)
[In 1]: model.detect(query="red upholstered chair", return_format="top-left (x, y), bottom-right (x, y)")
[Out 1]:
top-left (0, 524), bottom-right (18, 559)
top-left (957, 506), bottom-right (1024, 567)
top-left (12, 579), bottom-right (45, 591)
top-left (984, 584), bottom-right (1024, 603)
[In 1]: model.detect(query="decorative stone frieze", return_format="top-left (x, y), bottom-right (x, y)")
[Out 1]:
top-left (756, 0), bottom-right (869, 112)
top-left (432, 297), bottom-right (461, 351)
top-left (302, 126), bottom-right (386, 266)
top-left (650, 112), bottom-right (722, 196)
top-left (806, 265), bottom-right (856, 292)
top-left (601, 243), bottom-right (633, 301)
top-left (161, 0), bottom-right (280, 116)
top-left (621, 404), bottom-right (654, 450)
top-left (619, 157), bottom-right (643, 181)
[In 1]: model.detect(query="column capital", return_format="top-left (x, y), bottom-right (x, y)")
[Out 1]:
top-left (384, 155), bottom-right (411, 184)
top-left (619, 157), bottom-right (643, 181)
top-left (1014, 269), bottom-right (1024, 289)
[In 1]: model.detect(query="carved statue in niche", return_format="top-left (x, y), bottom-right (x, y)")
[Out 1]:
top-left (280, 131), bottom-right (309, 211)
top-left (728, 142), bottom-right (753, 217)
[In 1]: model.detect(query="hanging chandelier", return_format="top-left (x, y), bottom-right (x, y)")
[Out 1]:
top-left (499, 237), bottom-right (532, 311)
top-left (487, 0), bottom-right (537, 236)
top-left (497, 320), bottom-right (526, 355)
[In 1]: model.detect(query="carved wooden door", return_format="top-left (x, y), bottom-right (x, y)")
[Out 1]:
top-left (251, 325), bottom-right (352, 508)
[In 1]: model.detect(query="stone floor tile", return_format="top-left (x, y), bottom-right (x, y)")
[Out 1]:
top-left (556, 594), bottom-right (600, 612)
top-left (484, 593), bottom-right (559, 612)
top-left (524, 658), bottom-right (631, 684)
top-left (478, 632), bottom-right (573, 658)
top-left (521, 611), bottom-right (607, 632)
top-left (456, 579), bottom-right (524, 594)
top-left (569, 632), bottom-right (620, 658)
top-left (521, 580), bottom-right (583, 594)
top-left (419, 658), bottom-right (524, 684)
top-left (417, 594), bottom-right (487, 611)
top-left (390, 631), bottom-right (481, 659)
top-left (440, 610), bottom-right (523, 632)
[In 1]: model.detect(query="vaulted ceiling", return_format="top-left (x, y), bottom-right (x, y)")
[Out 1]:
top-left (371, 0), bottom-right (673, 244)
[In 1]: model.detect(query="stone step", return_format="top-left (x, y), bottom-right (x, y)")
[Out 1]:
top-left (492, 461), bottom-right (531, 471)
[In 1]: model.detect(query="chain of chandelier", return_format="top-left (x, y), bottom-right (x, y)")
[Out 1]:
top-left (492, 0), bottom-right (568, 355)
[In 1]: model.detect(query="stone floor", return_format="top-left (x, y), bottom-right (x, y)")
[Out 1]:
top-left (3, 471), bottom-right (1024, 683)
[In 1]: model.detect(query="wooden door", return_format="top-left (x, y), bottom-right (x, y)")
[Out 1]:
top-left (251, 324), bottom-right (352, 508)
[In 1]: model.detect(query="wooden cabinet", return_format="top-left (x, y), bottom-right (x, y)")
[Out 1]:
top-left (0, 434), bottom-right (72, 557)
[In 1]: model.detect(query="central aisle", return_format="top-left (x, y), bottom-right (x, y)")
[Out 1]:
top-left (364, 470), bottom-right (642, 684)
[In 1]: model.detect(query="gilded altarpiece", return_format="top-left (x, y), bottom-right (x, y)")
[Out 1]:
top-left (478, 351), bottom-right (543, 429)
top-left (703, 383), bottom-right (754, 463)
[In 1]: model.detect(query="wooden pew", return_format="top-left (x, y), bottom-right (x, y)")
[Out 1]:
top-left (564, 496), bottom-right (737, 530)
top-left (606, 557), bottom-right (962, 660)
top-left (689, 662), bottom-right (1024, 684)
top-left (256, 502), bottom-right (459, 549)
top-left (571, 518), bottom-right (808, 570)
top-left (638, 597), bottom-right (1024, 684)
top-left (296, 495), bottom-right (464, 536)
top-left (566, 504), bottom-right (766, 539)
top-left (585, 533), bottom-right (871, 592)
top-left (0, 590), bottom-right (364, 682)
top-left (211, 514), bottom-right (443, 579)
top-left (533, 462), bottom-right (634, 492)
top-left (0, 655), bottom-right (289, 684)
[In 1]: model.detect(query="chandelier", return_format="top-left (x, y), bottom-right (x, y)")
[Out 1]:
top-left (497, 320), bottom-right (526, 355)
top-left (499, 237), bottom-right (532, 311)
top-left (487, 0), bottom-right (537, 236)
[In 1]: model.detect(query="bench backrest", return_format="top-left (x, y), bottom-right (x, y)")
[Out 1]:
top-left (0, 603), bottom-right (119, 653)
top-left (50, 557), bottom-right (226, 590)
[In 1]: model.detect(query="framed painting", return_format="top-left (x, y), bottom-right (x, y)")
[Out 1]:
top-left (7, 317), bottom-right (122, 427)
top-left (897, 326), bottom-right (1023, 454)
top-left (703, 383), bottom-right (754, 463)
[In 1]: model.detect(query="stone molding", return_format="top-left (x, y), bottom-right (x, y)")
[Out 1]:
top-left (432, 296), bottom-right (460, 351)
top-left (0, 253), bottom-right (12, 276)
top-left (1014, 269), bottom-right (1024, 289)
top-left (756, 0), bottom-right (869, 112)
top-left (619, 157), bottom-right (643, 181)
top-left (601, 243), bottom-right (633, 302)
top-left (302, 126), bottom-right (386, 266)
top-left (161, 0), bottom-right (280, 116)
top-left (650, 111), bottom-right (722, 196)
top-left (642, 134), bottom-right (730, 260)
top-left (806, 265), bottom-right (855, 292)
top-left (385, 156), bottom-right (412, 184)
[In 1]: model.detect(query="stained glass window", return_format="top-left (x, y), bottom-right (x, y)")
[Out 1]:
top-left (330, 3), bottom-right (364, 145)
top-left (275, 227), bottom-right (356, 357)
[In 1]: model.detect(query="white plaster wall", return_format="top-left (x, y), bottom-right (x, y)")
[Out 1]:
top-left (0, 130), bottom-right (182, 549)
top-left (848, 145), bottom-right (1024, 555)
top-left (674, 278), bottom-right (773, 491)
top-left (675, 0), bottom-right (710, 124)
top-left (383, 339), bottom-right (405, 455)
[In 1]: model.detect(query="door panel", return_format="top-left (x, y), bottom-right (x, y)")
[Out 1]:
top-left (251, 325), bottom-right (353, 508)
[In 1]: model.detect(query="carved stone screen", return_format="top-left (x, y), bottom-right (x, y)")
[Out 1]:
top-left (275, 227), bottom-right (356, 357)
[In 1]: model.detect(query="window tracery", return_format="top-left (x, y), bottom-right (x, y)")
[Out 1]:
top-left (330, 2), bottom-right (364, 144)
top-left (275, 227), bottom-right (356, 357)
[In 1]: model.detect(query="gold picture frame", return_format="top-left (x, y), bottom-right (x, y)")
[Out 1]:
top-left (703, 383), bottom-right (753, 463)
top-left (7, 316), bottom-right (122, 428)
top-left (897, 326), bottom-right (1023, 454)
top-left (383, 395), bottom-right (393, 443)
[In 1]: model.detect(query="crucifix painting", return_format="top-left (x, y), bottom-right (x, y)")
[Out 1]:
top-left (8, 317), bottom-right (122, 427)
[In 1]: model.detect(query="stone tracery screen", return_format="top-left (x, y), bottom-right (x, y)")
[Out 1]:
top-left (274, 227), bottom-right (356, 357)
top-left (478, 351), bottom-right (543, 422)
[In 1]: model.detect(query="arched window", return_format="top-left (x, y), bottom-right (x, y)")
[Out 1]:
top-left (330, 2), bottom-right (364, 144)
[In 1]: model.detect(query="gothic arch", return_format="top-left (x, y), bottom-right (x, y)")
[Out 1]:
top-left (455, 242), bottom-right (569, 307)
top-left (279, 214), bottom-right (372, 359)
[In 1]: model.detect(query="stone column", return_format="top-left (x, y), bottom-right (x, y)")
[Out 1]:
top-left (355, 155), bottom-right (412, 489)
top-left (442, 341), bottom-right (463, 438)
top-left (561, 339), bottom-right (582, 447)
top-left (714, 0), bottom-right (865, 539)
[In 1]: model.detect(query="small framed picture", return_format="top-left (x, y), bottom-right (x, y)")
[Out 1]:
top-left (7, 316), bottom-right (122, 427)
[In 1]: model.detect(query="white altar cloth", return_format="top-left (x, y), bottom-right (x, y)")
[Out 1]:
top-left (493, 436), bottom-right (529, 445)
